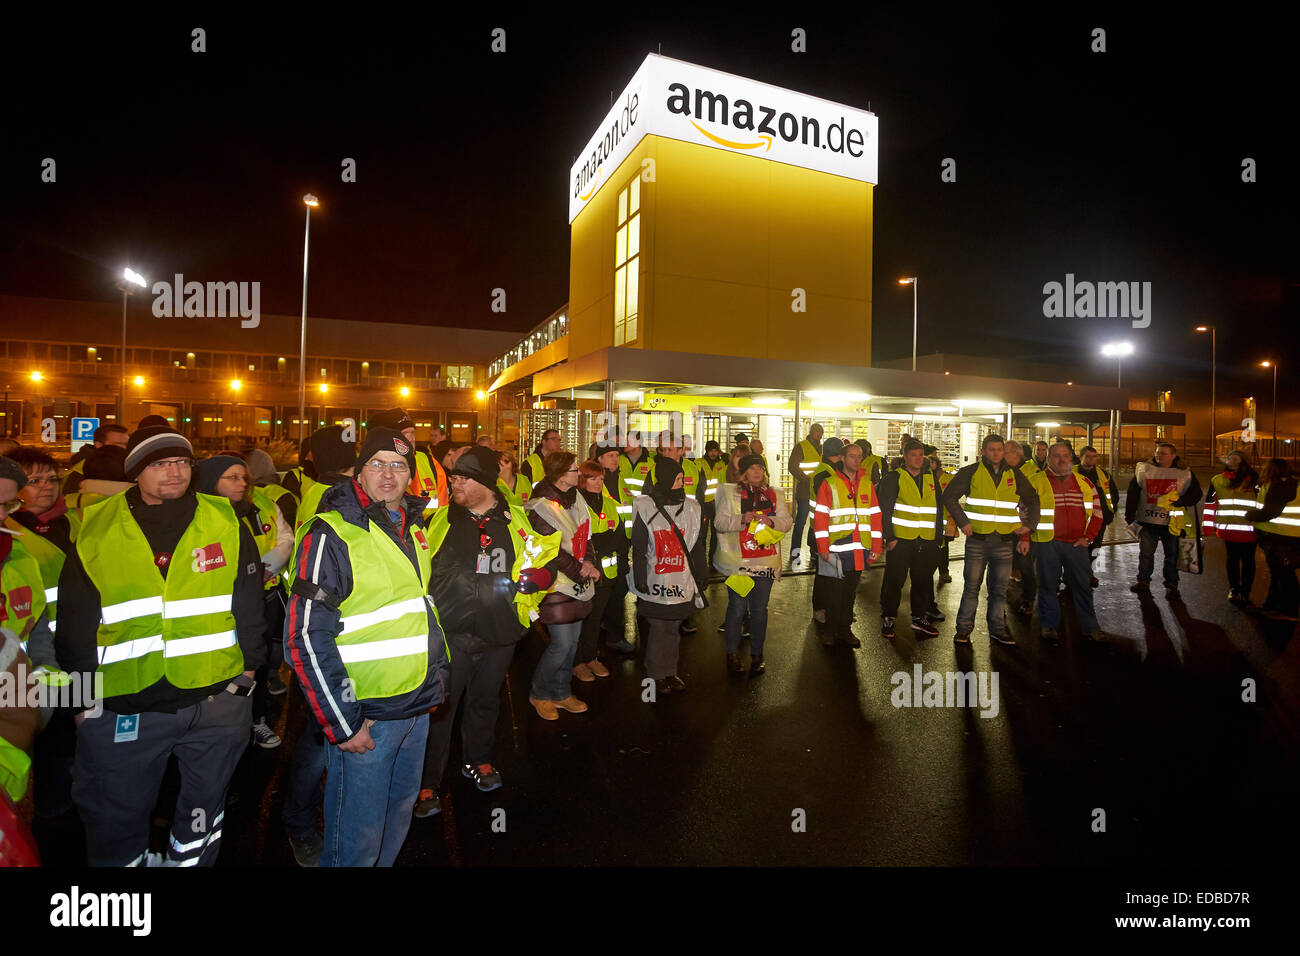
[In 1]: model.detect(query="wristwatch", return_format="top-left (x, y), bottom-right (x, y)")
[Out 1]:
top-left (225, 675), bottom-right (256, 696)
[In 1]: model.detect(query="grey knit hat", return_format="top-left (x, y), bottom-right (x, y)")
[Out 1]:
top-left (0, 456), bottom-right (27, 490)
top-left (124, 427), bottom-right (194, 480)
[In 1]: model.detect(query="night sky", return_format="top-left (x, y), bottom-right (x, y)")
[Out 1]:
top-left (2, 10), bottom-right (1294, 410)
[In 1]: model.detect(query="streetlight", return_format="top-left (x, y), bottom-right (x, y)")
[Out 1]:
top-left (29, 371), bottom-right (42, 383)
top-left (1261, 360), bottom-right (1279, 454)
top-left (230, 379), bottom-right (242, 392)
top-left (898, 277), bottom-right (918, 371)
top-left (298, 194), bottom-right (320, 445)
top-left (133, 375), bottom-right (145, 387)
top-left (1101, 342), bottom-right (1134, 470)
top-left (399, 386), bottom-right (410, 398)
top-left (1196, 325), bottom-right (1216, 464)
top-left (1100, 341), bottom-right (1134, 387)
top-left (117, 267), bottom-right (148, 424)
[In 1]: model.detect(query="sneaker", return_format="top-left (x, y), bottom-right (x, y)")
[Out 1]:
top-left (926, 604), bottom-right (946, 622)
top-left (881, 616), bottom-right (896, 639)
top-left (251, 718), bottom-right (281, 749)
top-left (716, 622), bottom-right (728, 633)
top-left (572, 661), bottom-right (595, 682)
top-left (1165, 586), bottom-right (1181, 601)
top-left (813, 608), bottom-right (827, 624)
top-left (288, 831), bottom-right (323, 867)
top-left (587, 659), bottom-right (610, 678)
top-left (990, 630), bottom-right (1017, 646)
top-left (1130, 580), bottom-right (1150, 593)
top-left (749, 654), bottom-right (766, 675)
top-left (953, 631), bottom-right (972, 645)
top-left (413, 788), bottom-right (442, 818)
top-left (266, 671), bottom-right (287, 696)
top-left (462, 762), bottom-right (503, 793)
top-left (1010, 570), bottom-right (1022, 582)
top-left (911, 616), bottom-right (939, 638)
top-left (679, 621), bottom-right (698, 635)
top-left (1041, 628), bottom-right (1060, 643)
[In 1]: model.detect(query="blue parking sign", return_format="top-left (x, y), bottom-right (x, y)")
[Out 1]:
top-left (71, 416), bottom-right (99, 452)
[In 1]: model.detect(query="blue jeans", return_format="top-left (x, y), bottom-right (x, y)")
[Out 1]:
top-left (1137, 524), bottom-right (1180, 587)
top-left (792, 495), bottom-right (811, 553)
top-left (321, 714), bottom-right (428, 867)
top-left (1036, 539), bottom-right (1099, 633)
top-left (956, 534), bottom-right (1013, 634)
top-left (282, 725), bottom-right (326, 841)
top-left (724, 573), bottom-right (774, 655)
top-left (530, 620), bottom-right (582, 701)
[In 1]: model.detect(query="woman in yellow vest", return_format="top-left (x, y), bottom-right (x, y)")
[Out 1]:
top-left (573, 455), bottom-right (624, 681)
top-left (497, 451), bottom-right (533, 504)
top-left (1245, 458), bottom-right (1300, 621)
top-left (196, 454), bottom-right (292, 750)
top-left (524, 451), bottom-right (601, 720)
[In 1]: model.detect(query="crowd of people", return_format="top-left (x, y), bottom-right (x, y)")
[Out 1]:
top-left (0, 412), bottom-right (1297, 868)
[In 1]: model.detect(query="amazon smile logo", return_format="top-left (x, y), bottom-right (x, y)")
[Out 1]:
top-left (666, 83), bottom-right (867, 158)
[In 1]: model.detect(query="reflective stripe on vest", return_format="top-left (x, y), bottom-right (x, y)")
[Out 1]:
top-left (409, 451), bottom-right (446, 513)
top-left (584, 486), bottom-right (623, 579)
top-left (1255, 483), bottom-right (1300, 536)
top-left (824, 470), bottom-right (877, 552)
top-left (304, 509), bottom-right (435, 700)
top-left (808, 462), bottom-right (834, 509)
top-left (77, 493), bottom-right (244, 697)
top-left (965, 465), bottom-right (1021, 533)
top-left (891, 471), bottom-right (938, 540)
top-left (1031, 472), bottom-right (1096, 543)
top-left (796, 439), bottom-right (820, 476)
top-left (3, 517), bottom-right (63, 632)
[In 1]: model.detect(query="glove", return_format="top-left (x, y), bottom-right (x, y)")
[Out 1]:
top-left (514, 567), bottom-right (554, 595)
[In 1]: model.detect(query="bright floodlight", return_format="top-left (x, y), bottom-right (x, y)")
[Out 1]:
top-left (318, 383), bottom-right (329, 393)
top-left (133, 375), bottom-right (145, 386)
top-left (122, 268), bottom-right (147, 288)
top-left (1101, 342), bottom-right (1135, 357)
top-left (1260, 360), bottom-right (1272, 368)
top-left (1195, 325), bottom-right (1209, 332)
top-left (898, 277), bottom-right (916, 284)
top-left (399, 386), bottom-right (410, 397)
top-left (304, 194), bottom-right (319, 207)
top-left (230, 379), bottom-right (242, 391)
top-left (30, 371), bottom-right (43, 382)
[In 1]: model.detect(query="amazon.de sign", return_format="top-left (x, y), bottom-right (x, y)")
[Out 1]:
top-left (568, 54), bottom-right (878, 223)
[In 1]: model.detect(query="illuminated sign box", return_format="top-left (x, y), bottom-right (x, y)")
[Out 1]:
top-left (569, 53), bottom-right (879, 223)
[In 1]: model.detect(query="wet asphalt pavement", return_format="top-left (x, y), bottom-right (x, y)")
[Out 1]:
top-left (32, 534), bottom-right (1300, 867)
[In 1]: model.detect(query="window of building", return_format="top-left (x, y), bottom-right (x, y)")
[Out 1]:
top-left (614, 174), bottom-right (641, 346)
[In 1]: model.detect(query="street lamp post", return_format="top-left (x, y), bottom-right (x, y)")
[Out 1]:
top-left (1101, 342), bottom-right (1134, 469)
top-left (116, 268), bottom-right (147, 425)
top-left (899, 277), bottom-right (918, 371)
top-left (1261, 360), bottom-right (1279, 456)
top-left (1196, 326), bottom-right (1216, 464)
top-left (298, 194), bottom-right (319, 444)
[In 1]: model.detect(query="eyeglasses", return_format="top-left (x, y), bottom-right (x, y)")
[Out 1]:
top-left (26, 475), bottom-right (60, 487)
top-left (364, 460), bottom-right (410, 474)
top-left (146, 457), bottom-right (192, 471)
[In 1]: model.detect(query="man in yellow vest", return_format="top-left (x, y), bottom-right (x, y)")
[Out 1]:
top-left (522, 429), bottom-right (562, 485)
top-left (1030, 442), bottom-right (1109, 643)
top-left (697, 440), bottom-right (729, 566)
top-left (942, 434), bottom-right (1039, 646)
top-left (618, 429), bottom-right (654, 498)
top-left (370, 407), bottom-right (448, 515)
top-left (875, 439), bottom-right (943, 639)
top-left (1244, 459), bottom-right (1300, 621)
top-left (282, 436), bottom-right (317, 502)
top-left (55, 426), bottom-right (268, 866)
top-left (296, 425), bottom-right (357, 531)
top-left (788, 423), bottom-right (824, 562)
top-left (285, 427), bottom-right (450, 867)
top-left (1075, 445), bottom-right (1118, 588)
